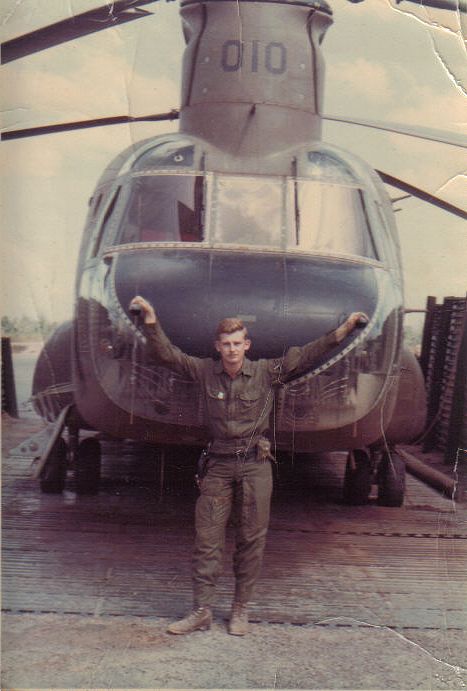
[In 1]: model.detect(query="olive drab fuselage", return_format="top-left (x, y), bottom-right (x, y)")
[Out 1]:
top-left (32, 0), bottom-right (427, 452)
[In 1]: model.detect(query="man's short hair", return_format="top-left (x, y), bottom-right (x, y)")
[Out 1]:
top-left (215, 317), bottom-right (249, 339)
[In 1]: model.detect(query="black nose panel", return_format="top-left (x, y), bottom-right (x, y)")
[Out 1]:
top-left (114, 249), bottom-right (378, 358)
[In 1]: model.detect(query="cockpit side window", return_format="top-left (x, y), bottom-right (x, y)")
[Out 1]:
top-left (91, 193), bottom-right (103, 219)
top-left (358, 190), bottom-right (379, 260)
top-left (117, 174), bottom-right (204, 244)
top-left (91, 186), bottom-right (121, 258)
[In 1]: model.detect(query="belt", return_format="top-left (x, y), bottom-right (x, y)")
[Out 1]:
top-left (209, 447), bottom-right (257, 459)
top-left (210, 436), bottom-right (260, 454)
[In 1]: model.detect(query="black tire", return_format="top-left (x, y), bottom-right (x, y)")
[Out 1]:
top-left (40, 437), bottom-right (67, 494)
top-left (377, 451), bottom-right (405, 507)
top-left (75, 438), bottom-right (101, 495)
top-left (342, 449), bottom-right (373, 505)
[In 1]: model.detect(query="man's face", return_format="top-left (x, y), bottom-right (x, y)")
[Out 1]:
top-left (215, 329), bottom-right (251, 369)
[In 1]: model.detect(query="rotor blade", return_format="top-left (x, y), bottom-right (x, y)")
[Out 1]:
top-left (391, 194), bottom-right (412, 203)
top-left (348, 0), bottom-right (466, 9)
top-left (1, 111), bottom-right (180, 141)
top-left (1, 1), bottom-right (158, 64)
top-left (395, 0), bottom-right (466, 11)
top-left (323, 114), bottom-right (466, 149)
top-left (377, 170), bottom-right (467, 220)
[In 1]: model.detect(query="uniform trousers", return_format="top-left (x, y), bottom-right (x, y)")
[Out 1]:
top-left (193, 454), bottom-right (273, 607)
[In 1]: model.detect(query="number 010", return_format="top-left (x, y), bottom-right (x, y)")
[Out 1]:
top-left (221, 40), bottom-right (287, 75)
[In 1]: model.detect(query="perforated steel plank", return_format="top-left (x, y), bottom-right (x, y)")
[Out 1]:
top-left (3, 440), bottom-right (466, 633)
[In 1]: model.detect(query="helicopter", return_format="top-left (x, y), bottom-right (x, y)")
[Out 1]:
top-left (2, 0), bottom-right (466, 506)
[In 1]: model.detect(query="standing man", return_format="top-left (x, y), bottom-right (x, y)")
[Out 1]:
top-left (130, 295), bottom-right (367, 636)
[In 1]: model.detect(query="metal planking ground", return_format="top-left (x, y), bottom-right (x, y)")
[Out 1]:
top-left (2, 439), bottom-right (466, 635)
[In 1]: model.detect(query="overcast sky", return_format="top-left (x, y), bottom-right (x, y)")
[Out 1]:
top-left (1, 0), bottom-right (466, 328)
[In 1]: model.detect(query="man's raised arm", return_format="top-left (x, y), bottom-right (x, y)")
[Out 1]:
top-left (129, 295), bottom-right (203, 380)
top-left (278, 312), bottom-right (369, 379)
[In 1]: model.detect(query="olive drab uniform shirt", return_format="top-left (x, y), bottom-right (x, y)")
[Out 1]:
top-left (144, 322), bottom-right (338, 453)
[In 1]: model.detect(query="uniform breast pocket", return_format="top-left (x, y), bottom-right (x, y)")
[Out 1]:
top-left (237, 391), bottom-right (262, 422)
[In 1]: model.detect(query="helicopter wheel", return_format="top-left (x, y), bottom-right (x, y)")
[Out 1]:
top-left (377, 450), bottom-right (405, 507)
top-left (40, 437), bottom-right (67, 494)
top-left (75, 438), bottom-right (101, 495)
top-left (342, 449), bottom-right (373, 505)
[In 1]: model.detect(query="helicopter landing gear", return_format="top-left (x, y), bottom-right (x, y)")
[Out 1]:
top-left (74, 437), bottom-right (102, 495)
top-left (376, 450), bottom-right (406, 507)
top-left (40, 437), bottom-right (68, 494)
top-left (342, 449), bottom-right (374, 505)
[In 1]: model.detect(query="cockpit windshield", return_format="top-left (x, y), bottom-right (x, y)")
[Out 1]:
top-left (287, 180), bottom-right (378, 259)
top-left (113, 168), bottom-right (379, 261)
top-left (212, 174), bottom-right (378, 259)
top-left (212, 176), bottom-right (283, 247)
top-left (118, 174), bottom-right (203, 244)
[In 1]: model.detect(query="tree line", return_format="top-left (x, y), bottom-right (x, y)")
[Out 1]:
top-left (1, 316), bottom-right (59, 342)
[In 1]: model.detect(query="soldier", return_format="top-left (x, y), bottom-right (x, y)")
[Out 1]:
top-left (130, 295), bottom-right (367, 636)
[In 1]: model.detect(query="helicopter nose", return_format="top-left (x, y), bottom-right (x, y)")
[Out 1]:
top-left (112, 248), bottom-right (380, 357)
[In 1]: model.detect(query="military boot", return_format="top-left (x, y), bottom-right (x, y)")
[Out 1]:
top-left (167, 606), bottom-right (212, 635)
top-left (228, 602), bottom-right (249, 636)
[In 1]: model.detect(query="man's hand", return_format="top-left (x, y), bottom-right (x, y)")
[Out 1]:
top-left (129, 295), bottom-right (157, 325)
top-left (335, 312), bottom-right (369, 343)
